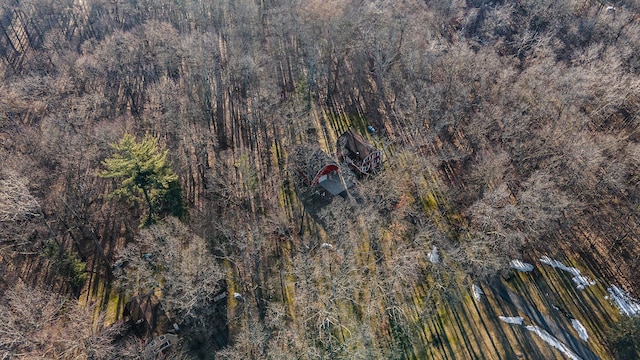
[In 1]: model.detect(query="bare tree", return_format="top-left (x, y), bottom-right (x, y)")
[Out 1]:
top-left (0, 281), bottom-right (123, 359)
top-left (463, 172), bottom-right (574, 277)
top-left (0, 170), bottom-right (42, 261)
top-left (0, 170), bottom-right (40, 222)
top-left (114, 217), bottom-right (224, 329)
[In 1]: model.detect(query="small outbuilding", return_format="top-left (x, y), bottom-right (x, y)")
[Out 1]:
top-left (337, 129), bottom-right (382, 174)
top-left (142, 333), bottom-right (179, 359)
top-left (289, 145), bottom-right (348, 196)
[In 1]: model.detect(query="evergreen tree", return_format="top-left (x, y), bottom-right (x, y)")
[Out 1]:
top-left (100, 134), bottom-right (183, 226)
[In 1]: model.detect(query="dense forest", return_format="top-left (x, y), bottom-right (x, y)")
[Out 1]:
top-left (1, 0), bottom-right (640, 358)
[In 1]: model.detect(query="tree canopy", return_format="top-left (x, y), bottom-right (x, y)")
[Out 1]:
top-left (3, 0), bottom-right (640, 358)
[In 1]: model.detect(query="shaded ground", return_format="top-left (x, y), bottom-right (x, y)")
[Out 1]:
top-left (490, 277), bottom-right (599, 360)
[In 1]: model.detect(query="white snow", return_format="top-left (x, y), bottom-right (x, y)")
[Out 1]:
top-left (472, 284), bottom-right (484, 301)
top-left (525, 325), bottom-right (583, 360)
top-left (607, 285), bottom-right (640, 316)
top-left (539, 256), bottom-right (596, 289)
top-left (427, 246), bottom-right (439, 264)
top-left (497, 314), bottom-right (585, 358)
top-left (499, 316), bottom-right (524, 325)
top-left (510, 259), bottom-right (534, 272)
top-left (571, 319), bottom-right (589, 342)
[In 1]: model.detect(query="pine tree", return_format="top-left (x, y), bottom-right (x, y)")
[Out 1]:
top-left (100, 134), bottom-right (182, 226)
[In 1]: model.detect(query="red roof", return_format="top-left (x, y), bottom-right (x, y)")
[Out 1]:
top-left (289, 145), bottom-right (339, 185)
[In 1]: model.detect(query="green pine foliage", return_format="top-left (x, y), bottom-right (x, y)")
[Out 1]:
top-left (100, 134), bottom-right (183, 226)
top-left (43, 240), bottom-right (88, 294)
top-left (608, 316), bottom-right (640, 360)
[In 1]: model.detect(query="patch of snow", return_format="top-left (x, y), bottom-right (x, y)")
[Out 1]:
top-left (472, 284), bottom-right (484, 301)
top-left (499, 316), bottom-right (524, 325)
top-left (539, 256), bottom-right (596, 290)
top-left (607, 285), bottom-right (640, 316)
top-left (427, 246), bottom-right (439, 264)
top-left (510, 259), bottom-right (534, 272)
top-left (571, 319), bottom-right (589, 342)
top-left (525, 325), bottom-right (583, 360)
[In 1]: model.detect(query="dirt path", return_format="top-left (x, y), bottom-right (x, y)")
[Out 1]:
top-left (490, 278), bottom-right (600, 360)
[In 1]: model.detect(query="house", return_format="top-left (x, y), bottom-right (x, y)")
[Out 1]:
top-left (125, 290), bottom-right (230, 351)
top-left (337, 129), bottom-right (382, 174)
top-left (123, 294), bottom-right (172, 337)
top-left (289, 145), bottom-right (348, 196)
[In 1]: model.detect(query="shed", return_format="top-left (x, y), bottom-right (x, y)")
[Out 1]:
top-left (289, 145), bottom-right (347, 196)
top-left (337, 129), bottom-right (382, 174)
top-left (142, 333), bottom-right (179, 359)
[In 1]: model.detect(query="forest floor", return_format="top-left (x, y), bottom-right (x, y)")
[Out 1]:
top-left (72, 100), bottom-right (630, 358)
